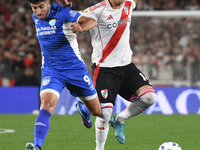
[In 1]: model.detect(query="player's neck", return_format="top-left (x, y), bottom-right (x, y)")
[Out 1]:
top-left (109, 0), bottom-right (124, 9)
top-left (46, 5), bottom-right (51, 18)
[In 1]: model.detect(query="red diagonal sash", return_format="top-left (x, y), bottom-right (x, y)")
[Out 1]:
top-left (99, 1), bottom-right (132, 63)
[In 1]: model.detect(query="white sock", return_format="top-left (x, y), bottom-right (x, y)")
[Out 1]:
top-left (95, 103), bottom-right (113, 150)
top-left (116, 87), bottom-right (156, 123)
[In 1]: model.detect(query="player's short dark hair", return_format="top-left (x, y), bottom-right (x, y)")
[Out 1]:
top-left (28, 0), bottom-right (46, 4)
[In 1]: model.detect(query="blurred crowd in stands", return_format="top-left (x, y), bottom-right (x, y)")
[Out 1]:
top-left (0, 0), bottom-right (200, 86)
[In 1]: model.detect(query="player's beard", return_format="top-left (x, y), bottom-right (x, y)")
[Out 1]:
top-left (36, 4), bottom-right (50, 20)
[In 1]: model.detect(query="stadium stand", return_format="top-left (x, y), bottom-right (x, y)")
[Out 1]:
top-left (0, 0), bottom-right (200, 87)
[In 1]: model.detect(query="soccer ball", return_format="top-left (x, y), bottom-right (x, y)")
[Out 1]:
top-left (158, 141), bottom-right (182, 150)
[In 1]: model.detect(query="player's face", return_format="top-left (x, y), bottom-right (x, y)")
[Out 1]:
top-left (30, 0), bottom-right (50, 20)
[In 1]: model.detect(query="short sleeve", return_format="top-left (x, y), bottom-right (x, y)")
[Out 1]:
top-left (80, 7), bottom-right (101, 21)
top-left (57, 7), bottom-right (81, 23)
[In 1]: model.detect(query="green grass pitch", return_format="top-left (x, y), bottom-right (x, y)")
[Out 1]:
top-left (0, 114), bottom-right (199, 150)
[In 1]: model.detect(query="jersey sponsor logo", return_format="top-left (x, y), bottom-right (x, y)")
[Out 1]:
top-left (83, 9), bottom-right (89, 13)
top-left (37, 26), bottom-right (57, 31)
top-left (36, 20), bottom-right (57, 36)
top-left (42, 76), bottom-right (51, 86)
top-left (49, 18), bottom-right (56, 26)
top-left (107, 15), bottom-right (113, 20)
top-left (37, 30), bottom-right (56, 36)
top-left (107, 18), bottom-right (131, 29)
top-left (101, 89), bottom-right (108, 99)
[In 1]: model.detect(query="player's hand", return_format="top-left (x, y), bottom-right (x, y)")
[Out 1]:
top-left (56, 0), bottom-right (72, 8)
top-left (70, 22), bottom-right (83, 33)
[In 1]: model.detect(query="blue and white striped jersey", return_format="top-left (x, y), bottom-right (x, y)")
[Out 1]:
top-left (32, 3), bottom-right (83, 71)
top-left (32, 4), bottom-right (97, 99)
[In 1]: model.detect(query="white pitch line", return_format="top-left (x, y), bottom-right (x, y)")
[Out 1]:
top-left (0, 128), bottom-right (15, 134)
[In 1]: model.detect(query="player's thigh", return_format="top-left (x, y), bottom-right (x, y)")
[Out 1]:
top-left (94, 67), bottom-right (121, 105)
top-left (67, 74), bottom-right (101, 115)
top-left (66, 72), bottom-right (97, 100)
top-left (40, 92), bottom-right (59, 114)
top-left (119, 63), bottom-right (151, 100)
top-left (82, 96), bottom-right (101, 116)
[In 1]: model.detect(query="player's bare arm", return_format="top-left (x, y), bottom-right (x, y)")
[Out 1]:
top-left (70, 16), bottom-right (97, 33)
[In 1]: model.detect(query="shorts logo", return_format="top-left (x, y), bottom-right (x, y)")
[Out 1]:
top-left (101, 89), bottom-right (108, 99)
top-left (42, 76), bottom-right (51, 86)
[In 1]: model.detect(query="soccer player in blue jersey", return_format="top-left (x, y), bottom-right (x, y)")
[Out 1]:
top-left (25, 0), bottom-right (101, 150)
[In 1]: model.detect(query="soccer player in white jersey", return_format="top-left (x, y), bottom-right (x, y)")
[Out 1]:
top-left (25, 0), bottom-right (102, 150)
top-left (69, 0), bottom-right (157, 149)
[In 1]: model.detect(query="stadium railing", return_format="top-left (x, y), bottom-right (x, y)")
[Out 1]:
top-left (130, 10), bottom-right (200, 87)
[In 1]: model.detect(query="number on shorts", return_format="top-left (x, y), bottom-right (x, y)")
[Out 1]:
top-left (139, 73), bottom-right (147, 81)
top-left (84, 75), bottom-right (90, 85)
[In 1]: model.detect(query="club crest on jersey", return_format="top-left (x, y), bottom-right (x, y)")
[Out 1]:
top-left (101, 89), bottom-right (108, 99)
top-left (124, 7), bottom-right (129, 15)
top-left (42, 76), bottom-right (51, 86)
top-left (49, 19), bottom-right (56, 26)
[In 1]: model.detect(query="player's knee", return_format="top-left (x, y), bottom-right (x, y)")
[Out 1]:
top-left (40, 94), bottom-right (58, 114)
top-left (141, 92), bottom-right (156, 107)
top-left (139, 87), bottom-right (156, 107)
top-left (40, 100), bottom-right (50, 108)
top-left (98, 103), bottom-right (113, 122)
top-left (101, 110), bottom-right (112, 123)
top-left (40, 99), bottom-right (51, 111)
top-left (147, 92), bottom-right (156, 105)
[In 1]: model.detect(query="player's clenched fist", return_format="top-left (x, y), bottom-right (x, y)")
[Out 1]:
top-left (70, 22), bottom-right (83, 33)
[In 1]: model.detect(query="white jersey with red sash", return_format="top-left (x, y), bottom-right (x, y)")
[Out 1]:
top-left (81, 0), bottom-right (136, 67)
